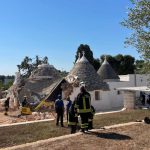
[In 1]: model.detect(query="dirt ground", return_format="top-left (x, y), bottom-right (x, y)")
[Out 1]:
top-left (0, 111), bottom-right (25, 124)
top-left (17, 124), bottom-right (150, 150)
top-left (0, 111), bottom-right (55, 125)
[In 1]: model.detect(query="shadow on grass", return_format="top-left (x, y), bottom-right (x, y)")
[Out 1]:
top-left (86, 131), bottom-right (132, 140)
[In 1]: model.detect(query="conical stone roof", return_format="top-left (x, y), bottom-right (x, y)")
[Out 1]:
top-left (30, 64), bottom-right (61, 79)
top-left (68, 54), bottom-right (109, 91)
top-left (97, 58), bottom-right (120, 80)
top-left (18, 64), bottom-right (62, 101)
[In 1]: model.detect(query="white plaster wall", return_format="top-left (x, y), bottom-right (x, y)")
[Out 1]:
top-left (90, 74), bottom-right (149, 112)
top-left (120, 74), bottom-right (149, 87)
top-left (69, 87), bottom-right (81, 101)
top-left (119, 75), bottom-right (130, 81)
top-left (107, 81), bottom-right (130, 108)
top-left (90, 91), bottom-right (111, 111)
top-left (65, 74), bottom-right (149, 112)
top-left (118, 74), bottom-right (149, 98)
top-left (135, 74), bottom-right (149, 86)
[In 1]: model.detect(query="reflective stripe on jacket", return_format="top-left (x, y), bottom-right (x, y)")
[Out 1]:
top-left (68, 102), bottom-right (78, 126)
top-left (76, 92), bottom-right (91, 113)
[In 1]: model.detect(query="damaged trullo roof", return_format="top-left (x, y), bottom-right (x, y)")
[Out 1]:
top-left (18, 64), bottom-right (62, 101)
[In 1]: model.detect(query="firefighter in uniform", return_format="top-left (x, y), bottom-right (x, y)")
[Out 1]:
top-left (88, 105), bottom-right (95, 129)
top-left (68, 99), bottom-right (78, 134)
top-left (76, 86), bottom-right (91, 132)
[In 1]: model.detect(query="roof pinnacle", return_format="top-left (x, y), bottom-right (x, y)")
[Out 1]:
top-left (79, 51), bottom-right (88, 62)
top-left (103, 55), bottom-right (109, 65)
top-left (76, 52), bottom-right (81, 63)
top-left (78, 52), bottom-right (81, 58)
top-left (82, 51), bottom-right (85, 57)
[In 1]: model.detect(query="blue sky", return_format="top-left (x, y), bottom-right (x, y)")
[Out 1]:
top-left (0, 0), bottom-right (139, 75)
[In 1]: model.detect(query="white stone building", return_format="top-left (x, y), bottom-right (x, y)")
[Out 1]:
top-left (66, 54), bottom-right (150, 112)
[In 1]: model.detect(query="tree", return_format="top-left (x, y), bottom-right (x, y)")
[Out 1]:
top-left (75, 44), bottom-right (100, 70)
top-left (114, 54), bottom-right (124, 74)
top-left (100, 54), bottom-right (135, 75)
top-left (121, 0), bottom-right (150, 72)
top-left (43, 56), bottom-right (48, 64)
top-left (93, 58), bottom-right (100, 71)
top-left (134, 59), bottom-right (149, 73)
top-left (4, 80), bottom-right (14, 90)
top-left (75, 44), bottom-right (94, 64)
top-left (0, 81), bottom-right (3, 90)
top-left (0, 75), bottom-right (5, 84)
top-left (135, 59), bottom-right (144, 73)
top-left (122, 55), bottom-right (135, 74)
top-left (17, 56), bottom-right (33, 78)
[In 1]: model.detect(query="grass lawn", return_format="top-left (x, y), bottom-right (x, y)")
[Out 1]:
top-left (0, 109), bottom-right (150, 148)
top-left (32, 124), bottom-right (150, 150)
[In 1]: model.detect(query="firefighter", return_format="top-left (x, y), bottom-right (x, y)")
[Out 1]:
top-left (76, 86), bottom-right (91, 133)
top-left (68, 99), bottom-right (78, 134)
top-left (88, 105), bottom-right (95, 130)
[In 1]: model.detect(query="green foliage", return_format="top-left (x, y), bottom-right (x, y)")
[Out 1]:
top-left (93, 58), bottom-right (100, 71)
top-left (17, 55), bottom-right (49, 78)
top-left (75, 44), bottom-right (136, 74)
top-left (0, 80), bottom-right (3, 90)
top-left (4, 80), bottom-right (14, 90)
top-left (75, 44), bottom-right (94, 64)
top-left (0, 75), bottom-right (14, 90)
top-left (17, 56), bottom-right (32, 77)
top-left (0, 80), bottom-right (13, 90)
top-left (75, 44), bottom-right (100, 70)
top-left (121, 0), bottom-right (150, 72)
top-left (100, 54), bottom-right (135, 75)
top-left (0, 75), bottom-right (5, 83)
top-left (135, 59), bottom-right (146, 73)
top-left (136, 61), bottom-right (150, 74)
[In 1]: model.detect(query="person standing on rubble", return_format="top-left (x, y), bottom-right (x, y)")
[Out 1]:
top-left (22, 96), bottom-right (29, 107)
top-left (4, 97), bottom-right (10, 115)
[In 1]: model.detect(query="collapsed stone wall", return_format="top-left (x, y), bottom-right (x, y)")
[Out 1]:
top-left (0, 64), bottom-right (63, 111)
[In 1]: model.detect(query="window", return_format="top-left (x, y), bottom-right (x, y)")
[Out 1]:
top-left (95, 91), bottom-right (101, 100)
top-left (117, 91), bottom-right (120, 95)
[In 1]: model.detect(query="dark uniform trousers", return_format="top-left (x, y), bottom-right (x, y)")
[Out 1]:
top-left (68, 111), bottom-right (78, 134)
top-left (56, 110), bottom-right (64, 126)
top-left (80, 113), bottom-right (90, 130)
top-left (88, 106), bottom-right (95, 129)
